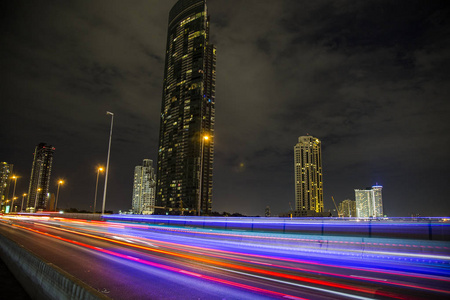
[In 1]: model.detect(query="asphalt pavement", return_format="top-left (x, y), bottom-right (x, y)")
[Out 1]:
top-left (0, 257), bottom-right (31, 300)
top-left (0, 215), bottom-right (449, 299)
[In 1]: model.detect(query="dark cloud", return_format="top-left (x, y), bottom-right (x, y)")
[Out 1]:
top-left (1, 0), bottom-right (449, 216)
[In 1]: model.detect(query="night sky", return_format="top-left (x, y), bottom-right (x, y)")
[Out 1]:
top-left (1, 0), bottom-right (449, 217)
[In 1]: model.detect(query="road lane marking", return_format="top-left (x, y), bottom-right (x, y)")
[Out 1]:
top-left (208, 265), bottom-right (374, 300)
top-left (350, 275), bottom-right (388, 281)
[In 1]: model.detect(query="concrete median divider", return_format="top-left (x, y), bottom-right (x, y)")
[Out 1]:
top-left (0, 234), bottom-right (108, 300)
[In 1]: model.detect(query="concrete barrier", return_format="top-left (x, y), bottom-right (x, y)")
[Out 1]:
top-left (103, 215), bottom-right (450, 241)
top-left (0, 234), bottom-right (108, 300)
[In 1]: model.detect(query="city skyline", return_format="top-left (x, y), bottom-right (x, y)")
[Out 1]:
top-left (26, 143), bottom-right (55, 212)
top-left (0, 162), bottom-right (14, 209)
top-left (1, 0), bottom-right (449, 216)
top-left (355, 185), bottom-right (384, 218)
top-left (156, 0), bottom-right (216, 215)
top-left (294, 136), bottom-right (323, 214)
top-left (132, 159), bottom-right (156, 215)
top-left (339, 199), bottom-right (356, 218)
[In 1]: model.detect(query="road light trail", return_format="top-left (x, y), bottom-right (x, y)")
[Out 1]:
top-left (46, 218), bottom-right (450, 278)
top-left (2, 215), bottom-right (449, 299)
top-left (15, 220), bottom-right (447, 298)
top-left (30, 220), bottom-right (450, 295)
top-left (9, 223), bottom-right (310, 300)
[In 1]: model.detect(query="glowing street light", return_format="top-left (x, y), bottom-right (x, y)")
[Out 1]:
top-left (198, 135), bottom-right (209, 216)
top-left (21, 193), bottom-right (27, 212)
top-left (93, 166), bottom-right (104, 214)
top-left (55, 180), bottom-right (64, 211)
top-left (102, 111), bottom-right (114, 215)
top-left (10, 175), bottom-right (18, 213)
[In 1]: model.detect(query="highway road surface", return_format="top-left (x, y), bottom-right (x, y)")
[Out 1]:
top-left (0, 215), bottom-right (449, 299)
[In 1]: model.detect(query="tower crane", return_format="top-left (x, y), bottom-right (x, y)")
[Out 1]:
top-left (288, 202), bottom-right (294, 219)
top-left (331, 196), bottom-right (343, 217)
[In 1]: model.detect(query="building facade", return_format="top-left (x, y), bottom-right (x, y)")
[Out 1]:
top-left (355, 185), bottom-right (383, 218)
top-left (294, 136), bottom-right (324, 213)
top-left (339, 199), bottom-right (356, 217)
top-left (156, 0), bottom-right (216, 215)
top-left (0, 162), bottom-right (14, 210)
top-left (132, 159), bottom-right (156, 215)
top-left (26, 143), bottom-right (55, 212)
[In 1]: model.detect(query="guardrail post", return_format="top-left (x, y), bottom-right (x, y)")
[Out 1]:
top-left (321, 220), bottom-right (324, 236)
top-left (428, 220), bottom-right (433, 240)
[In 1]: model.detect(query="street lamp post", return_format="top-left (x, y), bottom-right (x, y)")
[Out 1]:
top-left (198, 135), bottom-right (209, 216)
top-left (34, 188), bottom-right (41, 212)
top-left (33, 166), bottom-right (42, 213)
top-left (102, 111), bottom-right (114, 215)
top-left (93, 167), bottom-right (104, 214)
top-left (10, 175), bottom-right (18, 213)
top-left (55, 180), bottom-right (64, 211)
top-left (12, 197), bottom-right (18, 212)
top-left (21, 193), bottom-right (27, 212)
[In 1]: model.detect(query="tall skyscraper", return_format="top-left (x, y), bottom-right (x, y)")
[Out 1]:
top-left (339, 199), bottom-right (356, 217)
top-left (27, 143), bottom-right (55, 212)
top-left (355, 185), bottom-right (383, 218)
top-left (0, 162), bottom-right (14, 209)
top-left (294, 136), bottom-right (323, 214)
top-left (156, 0), bottom-right (216, 215)
top-left (132, 159), bottom-right (156, 215)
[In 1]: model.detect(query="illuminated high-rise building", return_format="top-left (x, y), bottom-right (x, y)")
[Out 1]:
top-left (27, 143), bottom-right (55, 212)
top-left (355, 185), bottom-right (383, 218)
top-left (156, 0), bottom-right (216, 215)
top-left (339, 199), bottom-right (356, 217)
top-left (0, 162), bottom-right (14, 207)
top-left (294, 136), bottom-right (323, 213)
top-left (132, 159), bottom-right (156, 215)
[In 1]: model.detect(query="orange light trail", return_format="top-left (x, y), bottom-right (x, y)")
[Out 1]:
top-left (27, 222), bottom-right (408, 298)
top-left (52, 220), bottom-right (450, 288)
top-left (12, 223), bottom-right (308, 300)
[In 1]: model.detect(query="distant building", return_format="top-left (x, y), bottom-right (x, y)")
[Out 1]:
top-left (355, 185), bottom-right (383, 218)
top-left (339, 199), bottom-right (356, 217)
top-left (26, 143), bottom-right (55, 212)
top-left (156, 0), bottom-right (216, 215)
top-left (0, 162), bottom-right (14, 209)
top-left (132, 159), bottom-right (156, 215)
top-left (294, 136), bottom-right (323, 215)
top-left (279, 210), bottom-right (332, 218)
top-left (265, 206), bottom-right (271, 217)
